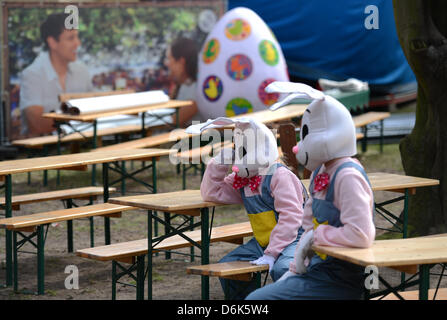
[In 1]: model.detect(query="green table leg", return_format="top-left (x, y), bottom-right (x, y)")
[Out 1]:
top-left (103, 163), bottom-right (111, 245)
top-left (182, 164), bottom-right (186, 190)
top-left (37, 225), bottom-right (45, 295)
top-left (136, 255), bottom-right (145, 300)
top-left (121, 161), bottom-right (126, 195)
top-left (164, 212), bottom-right (171, 260)
top-left (43, 145), bottom-right (48, 187)
top-left (91, 120), bottom-right (98, 186)
top-left (111, 260), bottom-right (117, 300)
top-left (67, 199), bottom-right (73, 253)
top-left (419, 265), bottom-right (430, 300)
top-left (147, 210), bottom-right (153, 300)
top-left (152, 158), bottom-right (157, 194)
top-left (362, 126), bottom-right (368, 153)
top-left (56, 125), bottom-right (62, 186)
top-left (401, 189), bottom-right (410, 285)
top-left (13, 231), bottom-right (17, 292)
top-left (201, 207), bottom-right (210, 300)
top-left (5, 174), bottom-right (13, 287)
top-left (141, 112), bottom-right (146, 138)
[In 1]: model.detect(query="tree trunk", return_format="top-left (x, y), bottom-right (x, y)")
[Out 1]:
top-left (393, 0), bottom-right (447, 235)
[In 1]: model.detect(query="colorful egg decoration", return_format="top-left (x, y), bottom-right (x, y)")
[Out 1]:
top-left (196, 7), bottom-right (289, 121)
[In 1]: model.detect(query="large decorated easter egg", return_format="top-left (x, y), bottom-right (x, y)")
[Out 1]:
top-left (196, 7), bottom-right (289, 121)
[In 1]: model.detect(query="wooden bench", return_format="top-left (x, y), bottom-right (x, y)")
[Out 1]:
top-left (0, 202), bottom-right (134, 295)
top-left (76, 221), bottom-right (253, 300)
top-left (92, 129), bottom-right (191, 152)
top-left (12, 124), bottom-right (151, 150)
top-left (352, 111), bottom-right (390, 153)
top-left (374, 288), bottom-right (447, 300)
top-left (0, 186), bottom-right (116, 211)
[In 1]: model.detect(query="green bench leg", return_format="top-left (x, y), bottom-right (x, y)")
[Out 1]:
top-left (201, 207), bottom-right (209, 300)
top-left (164, 212), bottom-right (171, 260)
top-left (66, 199), bottom-right (73, 253)
top-left (13, 231), bottom-right (18, 292)
top-left (103, 163), bottom-right (111, 245)
top-left (5, 174), bottom-right (13, 287)
top-left (362, 126), bottom-right (368, 153)
top-left (112, 261), bottom-right (117, 300)
top-left (37, 225), bottom-right (45, 295)
top-left (136, 255), bottom-right (145, 300)
top-left (147, 210), bottom-right (153, 300)
top-left (419, 265), bottom-right (430, 300)
top-left (190, 217), bottom-right (195, 263)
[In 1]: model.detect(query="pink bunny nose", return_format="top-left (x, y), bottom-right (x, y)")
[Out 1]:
top-left (232, 166), bottom-right (239, 173)
top-left (292, 145), bottom-right (299, 154)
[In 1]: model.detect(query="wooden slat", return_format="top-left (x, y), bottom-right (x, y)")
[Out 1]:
top-left (94, 129), bottom-right (191, 152)
top-left (0, 203), bottom-right (133, 230)
top-left (312, 235), bottom-right (447, 268)
top-left (0, 186), bottom-right (116, 207)
top-left (230, 104), bottom-right (307, 125)
top-left (43, 100), bottom-right (193, 122)
top-left (301, 172), bottom-right (439, 193)
top-left (76, 221), bottom-right (253, 261)
top-left (12, 124), bottom-right (149, 148)
top-left (373, 288), bottom-right (447, 300)
top-left (175, 140), bottom-right (233, 162)
top-left (109, 189), bottom-right (223, 212)
top-left (0, 148), bottom-right (173, 176)
top-left (352, 112), bottom-right (390, 128)
top-left (186, 261), bottom-right (269, 278)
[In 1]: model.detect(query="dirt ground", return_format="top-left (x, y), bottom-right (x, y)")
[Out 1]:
top-left (0, 142), bottom-right (446, 300)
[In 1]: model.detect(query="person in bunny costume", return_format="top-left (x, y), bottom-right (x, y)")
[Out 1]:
top-left (185, 117), bottom-right (307, 300)
top-left (246, 82), bottom-right (375, 300)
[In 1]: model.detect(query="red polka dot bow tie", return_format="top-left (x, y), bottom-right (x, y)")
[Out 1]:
top-left (233, 175), bottom-right (262, 192)
top-left (314, 173), bottom-right (330, 192)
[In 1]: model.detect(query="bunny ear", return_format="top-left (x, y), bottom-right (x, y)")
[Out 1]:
top-left (266, 81), bottom-right (325, 110)
top-left (185, 117), bottom-right (237, 134)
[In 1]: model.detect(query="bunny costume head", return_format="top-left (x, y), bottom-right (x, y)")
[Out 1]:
top-left (266, 81), bottom-right (356, 171)
top-left (185, 117), bottom-right (278, 178)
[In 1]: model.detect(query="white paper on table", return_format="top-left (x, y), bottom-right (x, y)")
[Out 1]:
top-left (61, 109), bottom-right (175, 135)
top-left (62, 90), bottom-right (170, 114)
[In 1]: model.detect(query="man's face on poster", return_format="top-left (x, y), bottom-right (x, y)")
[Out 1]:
top-left (47, 29), bottom-right (81, 62)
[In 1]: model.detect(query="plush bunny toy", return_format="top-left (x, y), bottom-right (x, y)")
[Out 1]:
top-left (246, 82), bottom-right (375, 300)
top-left (186, 117), bottom-right (306, 300)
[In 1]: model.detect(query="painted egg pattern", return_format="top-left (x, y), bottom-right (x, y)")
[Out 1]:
top-left (196, 7), bottom-right (289, 121)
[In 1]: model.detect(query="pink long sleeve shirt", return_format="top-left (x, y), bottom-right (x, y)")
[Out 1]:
top-left (201, 158), bottom-right (305, 259)
top-left (290, 157), bottom-right (375, 272)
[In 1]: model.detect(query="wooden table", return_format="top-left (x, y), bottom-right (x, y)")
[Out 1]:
top-left (108, 189), bottom-right (224, 300)
top-left (230, 103), bottom-right (307, 124)
top-left (302, 172), bottom-right (440, 238)
top-left (43, 100), bottom-right (193, 185)
top-left (0, 148), bottom-right (174, 288)
top-left (313, 235), bottom-right (447, 300)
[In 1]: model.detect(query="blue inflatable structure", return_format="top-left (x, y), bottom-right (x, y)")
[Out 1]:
top-left (228, 0), bottom-right (416, 104)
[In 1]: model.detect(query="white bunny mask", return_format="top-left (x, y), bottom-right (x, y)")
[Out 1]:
top-left (266, 81), bottom-right (357, 172)
top-left (185, 117), bottom-right (279, 178)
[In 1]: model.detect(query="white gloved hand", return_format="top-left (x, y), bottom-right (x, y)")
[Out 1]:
top-left (294, 230), bottom-right (315, 274)
top-left (250, 254), bottom-right (275, 272)
top-left (213, 147), bottom-right (235, 165)
top-left (277, 270), bottom-right (295, 282)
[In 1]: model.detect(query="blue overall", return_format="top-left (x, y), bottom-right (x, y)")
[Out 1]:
top-left (246, 161), bottom-right (373, 300)
top-left (219, 163), bottom-right (305, 300)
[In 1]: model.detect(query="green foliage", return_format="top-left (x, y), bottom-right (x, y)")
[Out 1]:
top-left (7, 5), bottom-right (219, 78)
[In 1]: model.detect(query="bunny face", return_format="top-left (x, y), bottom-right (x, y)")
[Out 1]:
top-left (266, 81), bottom-right (357, 171)
top-left (185, 117), bottom-right (279, 177)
